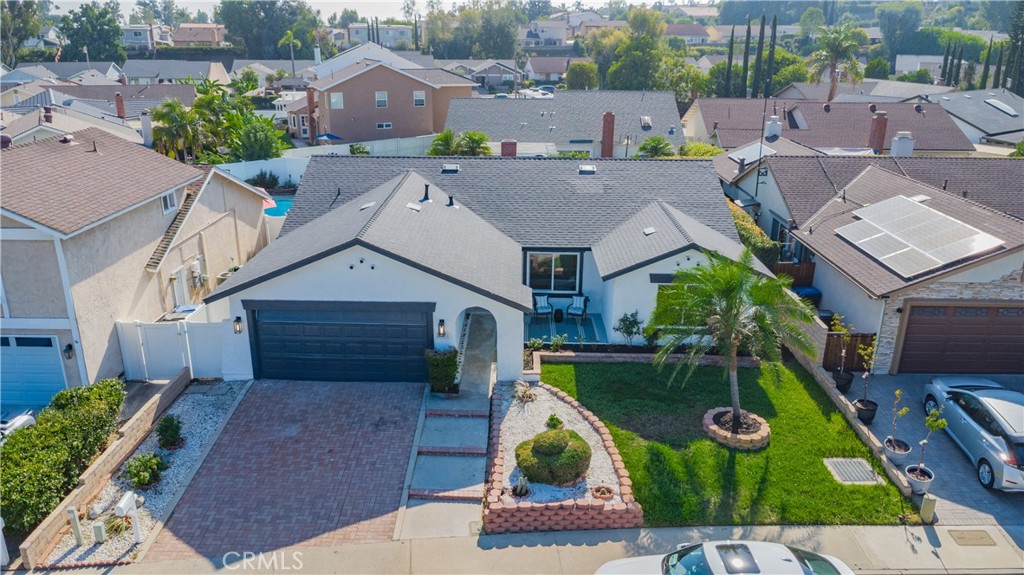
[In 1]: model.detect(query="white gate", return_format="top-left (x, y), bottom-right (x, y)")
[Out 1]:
top-left (116, 320), bottom-right (225, 381)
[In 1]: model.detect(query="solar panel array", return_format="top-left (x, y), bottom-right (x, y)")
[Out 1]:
top-left (835, 195), bottom-right (1004, 278)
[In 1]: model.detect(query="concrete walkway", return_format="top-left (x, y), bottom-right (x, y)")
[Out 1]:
top-left (56, 524), bottom-right (1023, 574)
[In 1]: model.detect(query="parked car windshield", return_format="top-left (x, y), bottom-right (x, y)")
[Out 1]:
top-left (788, 547), bottom-right (840, 575)
top-left (663, 544), bottom-right (712, 575)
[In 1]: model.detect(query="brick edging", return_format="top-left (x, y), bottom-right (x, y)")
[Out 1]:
top-left (482, 382), bottom-right (643, 534)
top-left (34, 559), bottom-right (133, 570)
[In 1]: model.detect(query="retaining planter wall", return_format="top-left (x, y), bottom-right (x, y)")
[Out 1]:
top-left (483, 382), bottom-right (643, 534)
top-left (523, 350), bottom-right (761, 381)
top-left (18, 368), bottom-right (192, 569)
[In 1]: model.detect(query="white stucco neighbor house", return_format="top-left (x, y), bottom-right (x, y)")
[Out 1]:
top-left (203, 156), bottom-right (760, 384)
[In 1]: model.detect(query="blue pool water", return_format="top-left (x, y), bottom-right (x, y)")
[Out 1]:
top-left (264, 196), bottom-right (293, 217)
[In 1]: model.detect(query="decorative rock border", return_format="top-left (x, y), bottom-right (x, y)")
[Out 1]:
top-left (702, 408), bottom-right (771, 450)
top-left (483, 382), bottom-right (643, 534)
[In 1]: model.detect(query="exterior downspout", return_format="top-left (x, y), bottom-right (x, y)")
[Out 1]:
top-left (877, 294), bottom-right (889, 374)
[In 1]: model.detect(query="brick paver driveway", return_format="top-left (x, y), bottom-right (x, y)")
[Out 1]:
top-left (145, 380), bottom-right (423, 562)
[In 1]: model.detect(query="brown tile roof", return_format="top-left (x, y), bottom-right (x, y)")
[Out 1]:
top-left (665, 23), bottom-right (709, 37)
top-left (0, 128), bottom-right (201, 235)
top-left (695, 98), bottom-right (974, 152)
top-left (796, 165), bottom-right (1023, 296)
top-left (54, 84), bottom-right (197, 107)
top-left (173, 23), bottom-right (225, 44)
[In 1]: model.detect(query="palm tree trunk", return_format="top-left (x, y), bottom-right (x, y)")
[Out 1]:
top-left (730, 341), bottom-right (741, 421)
top-left (290, 43), bottom-right (296, 77)
top-left (827, 64), bottom-right (839, 102)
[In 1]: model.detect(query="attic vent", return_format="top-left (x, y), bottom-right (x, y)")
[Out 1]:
top-left (578, 164), bottom-right (596, 175)
top-left (359, 201), bottom-right (377, 211)
top-left (985, 98), bottom-right (1019, 117)
top-left (640, 116), bottom-right (652, 130)
top-left (405, 202), bottom-right (422, 212)
top-left (441, 163), bottom-right (460, 174)
top-left (908, 194), bottom-right (931, 203)
top-left (964, 95), bottom-right (972, 99)
top-left (643, 227), bottom-right (657, 236)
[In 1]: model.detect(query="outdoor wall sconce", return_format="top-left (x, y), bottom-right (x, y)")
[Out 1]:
top-left (62, 343), bottom-right (74, 360)
top-left (233, 316), bottom-right (244, 334)
top-left (437, 319), bottom-right (446, 338)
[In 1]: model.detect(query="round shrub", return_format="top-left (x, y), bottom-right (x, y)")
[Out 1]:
top-left (515, 429), bottom-right (592, 485)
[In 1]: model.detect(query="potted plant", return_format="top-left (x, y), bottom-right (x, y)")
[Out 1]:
top-left (884, 389), bottom-right (912, 465)
top-left (906, 407), bottom-right (948, 494)
top-left (424, 347), bottom-right (459, 395)
top-left (830, 315), bottom-right (854, 393)
top-left (852, 336), bottom-right (879, 424)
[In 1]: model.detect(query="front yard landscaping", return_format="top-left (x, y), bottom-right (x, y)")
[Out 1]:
top-left (542, 360), bottom-right (917, 527)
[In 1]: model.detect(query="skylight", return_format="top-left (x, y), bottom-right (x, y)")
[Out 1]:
top-left (984, 98), bottom-right (1019, 117)
top-left (441, 163), bottom-right (460, 174)
top-left (643, 227), bottom-right (657, 236)
top-left (359, 201), bottom-right (377, 211)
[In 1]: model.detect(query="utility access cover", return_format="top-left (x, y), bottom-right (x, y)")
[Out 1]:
top-left (949, 530), bottom-right (996, 546)
top-left (823, 458), bottom-right (883, 485)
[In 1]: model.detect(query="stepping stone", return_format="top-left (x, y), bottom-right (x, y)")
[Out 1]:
top-left (419, 417), bottom-right (489, 450)
top-left (410, 454), bottom-right (485, 493)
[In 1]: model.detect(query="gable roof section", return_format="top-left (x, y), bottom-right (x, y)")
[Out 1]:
top-left (120, 60), bottom-right (221, 80)
top-left (0, 128), bottom-right (201, 236)
top-left (796, 166), bottom-right (1024, 297)
top-left (2, 105), bottom-right (142, 143)
top-left (528, 56), bottom-right (590, 75)
top-left (314, 42), bottom-right (423, 78)
top-left (207, 171), bottom-right (533, 311)
top-left (445, 90), bottom-right (684, 147)
top-left (664, 23), bottom-right (709, 37)
top-left (15, 61), bottom-right (120, 79)
top-left (713, 137), bottom-right (821, 184)
top-left (231, 59), bottom-right (316, 75)
top-left (774, 80), bottom-right (954, 102)
top-left (310, 60), bottom-right (450, 91)
top-left (937, 89), bottom-right (1024, 138)
top-left (54, 84), bottom-right (197, 106)
top-left (403, 68), bottom-right (479, 87)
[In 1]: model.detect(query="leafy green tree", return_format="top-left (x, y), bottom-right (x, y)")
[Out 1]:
top-left (799, 6), bottom-right (825, 39)
top-left (650, 249), bottom-right (816, 422)
top-left (231, 68), bottom-right (260, 93)
top-left (565, 61), bottom-right (598, 90)
top-left (725, 26), bottom-right (735, 97)
top-left (877, 1), bottom-right (924, 69)
top-left (231, 117), bottom-right (285, 161)
top-left (59, 1), bottom-right (126, 63)
top-left (655, 52), bottom-right (708, 103)
top-left (455, 130), bottom-right (491, 156)
top-left (993, 43), bottom-right (1004, 89)
top-left (771, 62), bottom-right (809, 86)
top-left (637, 136), bottom-right (674, 158)
top-left (278, 29), bottom-right (301, 77)
top-left (152, 99), bottom-right (205, 163)
top-left (1010, 139), bottom-right (1024, 157)
top-left (940, 41), bottom-right (952, 84)
top-left (349, 143), bottom-right (370, 155)
top-left (2, 0), bottom-right (41, 67)
top-left (864, 57), bottom-right (890, 79)
top-left (895, 68), bottom-right (933, 84)
top-left (678, 142), bottom-right (725, 157)
top-left (809, 22), bottom-right (863, 102)
top-left (328, 8), bottom-right (360, 28)
top-left (219, 0), bottom-right (301, 59)
top-left (606, 7), bottom-right (665, 90)
top-left (586, 27), bottom-right (628, 86)
top-left (709, 61), bottom-right (744, 97)
top-left (402, 0), bottom-right (416, 21)
top-left (428, 129), bottom-right (459, 156)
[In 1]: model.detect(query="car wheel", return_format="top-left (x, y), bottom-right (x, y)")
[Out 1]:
top-left (924, 395), bottom-right (939, 415)
top-left (978, 459), bottom-right (995, 489)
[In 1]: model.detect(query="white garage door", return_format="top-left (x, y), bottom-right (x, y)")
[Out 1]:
top-left (0, 335), bottom-right (67, 410)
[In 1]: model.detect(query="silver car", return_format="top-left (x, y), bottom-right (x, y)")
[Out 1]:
top-left (923, 377), bottom-right (1024, 491)
top-left (595, 540), bottom-right (854, 575)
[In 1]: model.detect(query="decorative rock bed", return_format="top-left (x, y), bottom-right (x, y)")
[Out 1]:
top-left (42, 380), bottom-right (248, 568)
top-left (484, 381), bottom-right (643, 533)
top-left (702, 407), bottom-right (771, 450)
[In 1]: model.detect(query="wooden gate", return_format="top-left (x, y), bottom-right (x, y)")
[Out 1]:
top-left (822, 332), bottom-right (875, 371)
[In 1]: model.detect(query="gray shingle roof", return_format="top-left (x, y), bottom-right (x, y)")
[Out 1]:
top-left (120, 60), bottom-right (219, 80)
top-left (54, 84), bottom-right (197, 106)
top-left (403, 68), bottom-right (479, 86)
top-left (208, 171), bottom-right (533, 310)
top-left (445, 90), bottom-right (684, 147)
top-left (796, 165), bottom-right (1024, 297)
top-left (937, 89), bottom-right (1024, 138)
top-left (775, 80), bottom-right (955, 101)
top-left (231, 60), bottom-right (316, 74)
top-left (14, 61), bottom-right (119, 79)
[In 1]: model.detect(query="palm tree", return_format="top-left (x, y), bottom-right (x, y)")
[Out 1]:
top-left (455, 131), bottom-right (492, 156)
top-left (427, 129), bottom-right (459, 155)
top-left (150, 99), bottom-right (204, 164)
top-left (637, 136), bottom-right (674, 158)
top-left (808, 22), bottom-right (863, 102)
top-left (650, 249), bottom-right (816, 423)
top-left (278, 30), bottom-right (302, 77)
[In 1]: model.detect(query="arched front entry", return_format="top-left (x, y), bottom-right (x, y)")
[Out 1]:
top-left (456, 307), bottom-right (497, 396)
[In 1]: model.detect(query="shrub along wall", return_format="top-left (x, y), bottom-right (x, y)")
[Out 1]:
top-left (729, 202), bottom-right (781, 268)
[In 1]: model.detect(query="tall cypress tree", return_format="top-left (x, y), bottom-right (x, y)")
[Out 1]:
top-left (763, 14), bottom-right (778, 97)
top-left (980, 38), bottom-right (993, 89)
top-left (1011, 42), bottom-right (1023, 95)
top-left (751, 13), bottom-right (767, 98)
top-left (741, 20), bottom-right (752, 98)
top-left (940, 41), bottom-right (951, 84)
top-left (952, 43), bottom-right (964, 86)
top-left (725, 26), bottom-right (736, 98)
top-left (993, 44), bottom-right (1004, 89)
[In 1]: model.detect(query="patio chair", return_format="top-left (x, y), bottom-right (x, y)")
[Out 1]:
top-left (533, 294), bottom-right (553, 318)
top-left (566, 295), bottom-right (589, 320)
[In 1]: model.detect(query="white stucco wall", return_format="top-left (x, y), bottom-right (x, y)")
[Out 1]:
top-left (734, 168), bottom-right (792, 236)
top-left (209, 244), bottom-right (526, 381)
top-left (811, 257), bottom-right (884, 334)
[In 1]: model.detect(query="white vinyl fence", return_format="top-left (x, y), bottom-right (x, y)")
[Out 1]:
top-left (116, 320), bottom-right (225, 381)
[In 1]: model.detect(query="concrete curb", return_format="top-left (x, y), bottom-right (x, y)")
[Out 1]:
top-left (392, 384), bottom-right (431, 541)
top-left (133, 378), bottom-right (255, 563)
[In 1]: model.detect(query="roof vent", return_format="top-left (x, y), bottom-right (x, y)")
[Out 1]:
top-left (578, 164), bottom-right (596, 175)
top-left (964, 95), bottom-right (972, 99)
top-left (441, 163), bottom-right (460, 174)
top-left (59, 134), bottom-right (76, 144)
top-left (359, 201), bottom-right (376, 211)
top-left (640, 115), bottom-right (652, 130)
top-left (642, 227), bottom-right (657, 236)
top-left (405, 202), bottom-right (422, 212)
top-left (908, 194), bottom-right (930, 203)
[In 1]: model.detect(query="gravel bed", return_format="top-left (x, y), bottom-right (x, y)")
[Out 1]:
top-left (45, 380), bottom-right (248, 566)
top-left (498, 382), bottom-right (620, 504)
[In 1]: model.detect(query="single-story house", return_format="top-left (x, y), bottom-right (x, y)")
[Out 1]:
top-left (664, 23), bottom-right (710, 45)
top-left (524, 56), bottom-right (591, 82)
top-left (121, 59), bottom-right (230, 85)
top-left (201, 156), bottom-right (757, 384)
top-left (437, 59), bottom-right (520, 89)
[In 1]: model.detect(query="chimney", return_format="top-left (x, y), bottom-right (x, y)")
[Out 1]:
top-left (600, 111), bottom-right (614, 158)
top-left (43, 106), bottom-right (53, 123)
top-left (305, 87), bottom-right (317, 144)
top-left (119, 73), bottom-right (128, 85)
top-left (115, 92), bottom-right (126, 119)
top-left (764, 115), bottom-right (782, 141)
top-left (868, 111), bottom-right (888, 155)
top-left (890, 131), bottom-right (915, 157)
top-left (140, 109), bottom-right (154, 147)
top-left (314, 43), bottom-right (322, 65)
top-left (500, 139), bottom-right (517, 157)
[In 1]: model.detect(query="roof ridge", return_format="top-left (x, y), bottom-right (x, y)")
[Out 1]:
top-left (655, 200), bottom-right (693, 244)
top-left (356, 170), bottom-right (414, 239)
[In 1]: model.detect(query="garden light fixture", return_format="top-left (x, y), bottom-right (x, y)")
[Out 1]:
top-left (437, 319), bottom-right (446, 337)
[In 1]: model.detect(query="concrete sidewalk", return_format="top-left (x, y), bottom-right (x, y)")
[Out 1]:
top-left (47, 524), bottom-right (1022, 575)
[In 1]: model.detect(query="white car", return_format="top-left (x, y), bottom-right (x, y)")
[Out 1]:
top-left (596, 540), bottom-right (854, 575)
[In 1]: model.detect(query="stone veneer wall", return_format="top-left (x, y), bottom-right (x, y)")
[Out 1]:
top-left (875, 268), bottom-right (1024, 373)
top-left (483, 383), bottom-right (643, 534)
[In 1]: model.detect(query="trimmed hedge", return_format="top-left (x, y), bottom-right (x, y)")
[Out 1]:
top-left (729, 201), bottom-right (781, 268)
top-left (515, 429), bottom-right (592, 485)
top-left (424, 348), bottom-right (458, 393)
top-left (0, 379), bottom-right (125, 534)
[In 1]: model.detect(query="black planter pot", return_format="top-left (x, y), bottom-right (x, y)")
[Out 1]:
top-left (832, 369), bottom-right (854, 394)
top-left (853, 399), bottom-right (878, 424)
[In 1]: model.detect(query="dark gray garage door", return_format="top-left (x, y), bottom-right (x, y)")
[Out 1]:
top-left (248, 302), bottom-right (434, 382)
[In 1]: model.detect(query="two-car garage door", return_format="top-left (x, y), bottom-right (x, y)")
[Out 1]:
top-left (248, 302), bottom-right (434, 382)
top-left (898, 303), bottom-right (1024, 374)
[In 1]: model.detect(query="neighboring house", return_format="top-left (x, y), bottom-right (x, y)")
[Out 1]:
top-left (173, 23), bottom-right (228, 47)
top-left (1, 103), bottom-right (143, 145)
top-left (121, 23), bottom-right (174, 50)
top-left (392, 51), bottom-right (436, 68)
top-left (200, 156), bottom-right (756, 383)
top-left (444, 90), bottom-right (684, 158)
top-left (348, 23), bottom-right (415, 49)
top-left (893, 54), bottom-right (947, 78)
top-left (313, 42), bottom-right (424, 79)
top-left (684, 98), bottom-right (975, 155)
top-left (578, 19), bottom-right (627, 37)
top-left (52, 83), bottom-right (197, 115)
top-left (0, 129), bottom-right (271, 410)
top-left (232, 60), bottom-right (317, 86)
top-left (21, 25), bottom-right (62, 49)
top-left (695, 54), bottom-right (727, 73)
top-left (295, 60), bottom-right (475, 143)
top-left (676, 5), bottom-right (719, 21)
top-left (524, 56), bottom-right (591, 82)
top-left (121, 60), bottom-right (230, 85)
top-left (437, 59), bottom-right (520, 88)
top-left (552, 11), bottom-right (605, 36)
top-left (664, 23), bottom-right (710, 45)
top-left (0, 81), bottom-right (52, 107)
top-left (14, 61), bottom-right (123, 82)
top-left (936, 89), bottom-right (1024, 146)
top-left (774, 80), bottom-right (955, 103)
top-left (327, 27), bottom-right (348, 47)
top-left (522, 20), bottom-right (568, 47)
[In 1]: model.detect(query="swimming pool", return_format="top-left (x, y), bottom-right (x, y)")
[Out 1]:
top-left (264, 195), bottom-right (293, 217)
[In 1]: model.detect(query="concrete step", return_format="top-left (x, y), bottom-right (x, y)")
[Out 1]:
top-left (417, 446), bottom-right (487, 457)
top-left (418, 416), bottom-right (489, 450)
top-left (407, 487), bottom-right (484, 501)
top-left (425, 392), bottom-right (490, 415)
top-left (398, 499), bottom-right (482, 539)
top-left (409, 454), bottom-right (486, 494)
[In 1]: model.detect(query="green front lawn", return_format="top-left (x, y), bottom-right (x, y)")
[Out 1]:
top-left (542, 360), bottom-right (916, 526)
